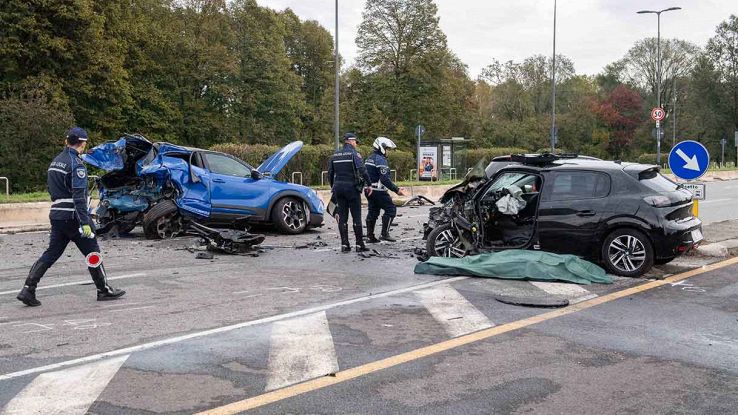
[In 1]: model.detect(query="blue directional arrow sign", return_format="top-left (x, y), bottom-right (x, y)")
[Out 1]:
top-left (668, 140), bottom-right (710, 180)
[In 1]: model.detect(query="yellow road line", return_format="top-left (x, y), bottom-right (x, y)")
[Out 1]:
top-left (197, 256), bottom-right (738, 415)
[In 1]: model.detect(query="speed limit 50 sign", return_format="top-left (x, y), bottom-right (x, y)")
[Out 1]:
top-left (651, 107), bottom-right (665, 121)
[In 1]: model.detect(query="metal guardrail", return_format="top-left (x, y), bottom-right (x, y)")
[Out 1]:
top-left (321, 171), bottom-right (329, 186)
top-left (390, 169), bottom-right (397, 182)
top-left (0, 177), bottom-right (8, 195)
top-left (291, 171), bottom-right (303, 185)
top-left (409, 169), bottom-right (417, 182)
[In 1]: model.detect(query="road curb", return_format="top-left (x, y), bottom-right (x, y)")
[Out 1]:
top-left (696, 238), bottom-right (738, 257)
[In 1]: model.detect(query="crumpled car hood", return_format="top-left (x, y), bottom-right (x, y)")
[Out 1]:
top-left (81, 134), bottom-right (153, 173)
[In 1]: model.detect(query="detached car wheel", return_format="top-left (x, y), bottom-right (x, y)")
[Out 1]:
top-left (272, 197), bottom-right (308, 234)
top-left (143, 200), bottom-right (183, 239)
top-left (426, 223), bottom-right (468, 258)
top-left (601, 228), bottom-right (654, 277)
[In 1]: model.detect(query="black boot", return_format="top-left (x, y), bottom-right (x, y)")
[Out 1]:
top-left (354, 225), bottom-right (370, 252)
top-left (17, 260), bottom-right (51, 307)
top-left (366, 220), bottom-right (380, 243)
top-left (89, 265), bottom-right (126, 301)
top-left (380, 216), bottom-right (396, 242)
top-left (17, 286), bottom-right (41, 307)
top-left (339, 223), bottom-right (351, 253)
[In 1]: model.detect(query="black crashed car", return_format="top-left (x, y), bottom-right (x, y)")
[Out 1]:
top-left (423, 154), bottom-right (703, 277)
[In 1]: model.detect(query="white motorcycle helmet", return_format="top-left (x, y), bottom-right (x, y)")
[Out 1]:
top-left (372, 136), bottom-right (397, 156)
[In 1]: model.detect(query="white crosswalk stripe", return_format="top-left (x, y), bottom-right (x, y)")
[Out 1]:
top-left (415, 284), bottom-right (494, 337)
top-left (1, 355), bottom-right (128, 415)
top-left (530, 281), bottom-right (598, 304)
top-left (265, 311), bottom-right (339, 391)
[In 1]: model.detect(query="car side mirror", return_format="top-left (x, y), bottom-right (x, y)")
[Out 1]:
top-left (251, 170), bottom-right (262, 180)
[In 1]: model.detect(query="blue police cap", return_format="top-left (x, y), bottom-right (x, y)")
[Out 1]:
top-left (67, 127), bottom-right (88, 142)
top-left (343, 132), bottom-right (357, 142)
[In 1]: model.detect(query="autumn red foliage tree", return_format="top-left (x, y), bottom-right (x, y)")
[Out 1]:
top-left (592, 84), bottom-right (644, 158)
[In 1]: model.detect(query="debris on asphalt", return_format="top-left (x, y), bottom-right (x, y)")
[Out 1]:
top-left (195, 252), bottom-right (214, 260)
top-left (402, 195), bottom-right (436, 207)
top-left (358, 249), bottom-right (400, 259)
top-left (185, 220), bottom-right (265, 255)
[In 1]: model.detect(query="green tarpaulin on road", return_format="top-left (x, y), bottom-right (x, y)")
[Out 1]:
top-left (415, 250), bottom-right (613, 285)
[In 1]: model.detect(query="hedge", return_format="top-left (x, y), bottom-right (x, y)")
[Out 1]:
top-left (456, 147), bottom-right (529, 169)
top-left (636, 153), bottom-right (659, 165)
top-left (211, 143), bottom-right (416, 186)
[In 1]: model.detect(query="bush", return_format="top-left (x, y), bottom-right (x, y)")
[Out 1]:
top-left (211, 143), bottom-right (416, 186)
top-left (636, 153), bottom-right (659, 165)
top-left (456, 147), bottom-right (529, 168)
top-left (0, 93), bottom-right (75, 192)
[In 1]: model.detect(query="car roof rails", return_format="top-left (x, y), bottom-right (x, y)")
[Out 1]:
top-left (510, 153), bottom-right (579, 165)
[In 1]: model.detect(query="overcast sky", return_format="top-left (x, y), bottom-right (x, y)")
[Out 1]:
top-left (256, 0), bottom-right (736, 77)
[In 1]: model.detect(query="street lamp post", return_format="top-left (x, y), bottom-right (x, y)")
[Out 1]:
top-left (637, 7), bottom-right (681, 166)
top-left (334, 0), bottom-right (340, 150)
top-left (550, 0), bottom-right (557, 153)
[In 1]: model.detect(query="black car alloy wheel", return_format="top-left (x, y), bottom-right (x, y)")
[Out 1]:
top-left (427, 223), bottom-right (467, 258)
top-left (602, 229), bottom-right (654, 277)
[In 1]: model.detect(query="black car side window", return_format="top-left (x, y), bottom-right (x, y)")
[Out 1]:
top-left (549, 172), bottom-right (611, 201)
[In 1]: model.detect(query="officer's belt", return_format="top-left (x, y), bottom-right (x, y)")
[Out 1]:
top-left (370, 184), bottom-right (388, 191)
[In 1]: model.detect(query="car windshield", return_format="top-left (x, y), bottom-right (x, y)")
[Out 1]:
top-left (639, 169), bottom-right (678, 192)
top-left (489, 172), bottom-right (536, 192)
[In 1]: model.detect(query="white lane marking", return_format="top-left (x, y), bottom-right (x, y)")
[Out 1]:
top-left (1, 355), bottom-right (128, 415)
top-left (415, 284), bottom-right (494, 337)
top-left (530, 281), bottom-right (598, 304)
top-left (0, 277), bottom-right (467, 381)
top-left (107, 306), bottom-right (155, 313)
top-left (699, 198), bottom-right (731, 204)
top-left (265, 311), bottom-right (339, 391)
top-left (0, 273), bottom-right (146, 296)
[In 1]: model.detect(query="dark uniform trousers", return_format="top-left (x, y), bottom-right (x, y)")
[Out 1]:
top-left (328, 144), bottom-right (372, 248)
top-left (365, 151), bottom-right (399, 237)
top-left (40, 219), bottom-right (101, 265)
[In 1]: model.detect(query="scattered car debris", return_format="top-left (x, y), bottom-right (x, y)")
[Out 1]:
top-left (195, 252), bottom-right (214, 260)
top-left (358, 249), bottom-right (400, 259)
top-left (185, 220), bottom-right (265, 255)
top-left (402, 195), bottom-right (436, 207)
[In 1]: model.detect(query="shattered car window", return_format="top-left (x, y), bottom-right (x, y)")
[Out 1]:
top-left (204, 153), bottom-right (252, 177)
top-left (488, 173), bottom-right (532, 192)
top-left (550, 172), bottom-right (610, 201)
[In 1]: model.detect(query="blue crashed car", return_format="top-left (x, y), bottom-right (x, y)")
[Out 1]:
top-left (82, 134), bottom-right (324, 239)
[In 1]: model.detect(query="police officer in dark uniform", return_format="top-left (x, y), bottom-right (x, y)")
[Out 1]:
top-left (328, 133), bottom-right (372, 253)
top-left (365, 137), bottom-right (405, 243)
top-left (16, 127), bottom-right (126, 307)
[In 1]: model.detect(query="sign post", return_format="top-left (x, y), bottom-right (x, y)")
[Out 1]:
top-left (415, 124), bottom-right (425, 179)
top-left (669, 140), bottom-right (710, 218)
top-left (651, 107), bottom-right (666, 165)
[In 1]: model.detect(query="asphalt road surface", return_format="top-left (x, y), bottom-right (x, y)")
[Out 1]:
top-left (0, 203), bottom-right (737, 414)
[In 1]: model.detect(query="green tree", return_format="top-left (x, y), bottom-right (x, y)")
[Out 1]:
top-left (230, 0), bottom-right (304, 144)
top-left (280, 9), bottom-right (335, 144)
